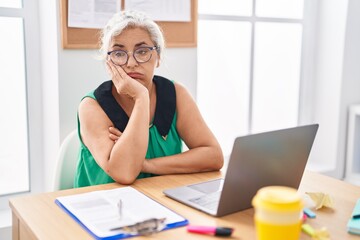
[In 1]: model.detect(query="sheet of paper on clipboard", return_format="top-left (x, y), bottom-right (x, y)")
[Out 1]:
top-left (124, 0), bottom-right (191, 22)
top-left (68, 0), bottom-right (121, 29)
top-left (55, 186), bottom-right (188, 239)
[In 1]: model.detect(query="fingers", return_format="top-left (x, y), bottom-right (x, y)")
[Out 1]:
top-left (109, 134), bottom-right (119, 142)
top-left (106, 60), bottom-right (127, 80)
top-left (109, 126), bottom-right (122, 136)
top-left (106, 61), bottom-right (119, 82)
top-left (106, 61), bottom-right (124, 93)
top-left (106, 61), bottom-right (116, 77)
top-left (106, 61), bottom-right (133, 96)
top-left (105, 61), bottom-right (113, 77)
top-left (106, 60), bottom-right (145, 99)
top-left (109, 126), bottom-right (122, 142)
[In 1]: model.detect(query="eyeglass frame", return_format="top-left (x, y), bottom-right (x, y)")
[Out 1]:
top-left (107, 46), bottom-right (159, 66)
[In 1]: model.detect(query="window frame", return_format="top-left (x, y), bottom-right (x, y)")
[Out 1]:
top-left (199, 9), bottom-right (306, 131)
top-left (198, 0), bottom-right (316, 135)
top-left (0, 0), bottom-right (43, 210)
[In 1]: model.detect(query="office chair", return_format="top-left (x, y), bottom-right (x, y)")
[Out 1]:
top-left (53, 129), bottom-right (80, 191)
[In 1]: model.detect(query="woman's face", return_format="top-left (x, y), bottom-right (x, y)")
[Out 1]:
top-left (108, 27), bottom-right (160, 88)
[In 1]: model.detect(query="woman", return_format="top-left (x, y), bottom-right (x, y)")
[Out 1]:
top-left (75, 10), bottom-right (223, 187)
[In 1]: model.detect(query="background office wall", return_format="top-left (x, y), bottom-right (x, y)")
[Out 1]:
top-left (336, 0), bottom-right (360, 179)
top-left (38, 0), bottom-right (360, 192)
top-left (305, 0), bottom-right (348, 175)
top-left (309, 0), bottom-right (360, 179)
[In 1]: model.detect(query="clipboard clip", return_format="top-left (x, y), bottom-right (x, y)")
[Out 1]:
top-left (110, 217), bottom-right (167, 235)
top-left (111, 199), bottom-right (166, 235)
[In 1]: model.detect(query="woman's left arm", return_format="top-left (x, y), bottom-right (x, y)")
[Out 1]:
top-left (142, 82), bottom-right (224, 175)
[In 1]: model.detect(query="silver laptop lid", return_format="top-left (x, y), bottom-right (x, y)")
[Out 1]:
top-left (216, 124), bottom-right (319, 216)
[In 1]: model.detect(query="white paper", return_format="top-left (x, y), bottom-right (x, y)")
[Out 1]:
top-left (124, 0), bottom-right (191, 22)
top-left (56, 187), bottom-right (185, 238)
top-left (68, 0), bottom-right (121, 29)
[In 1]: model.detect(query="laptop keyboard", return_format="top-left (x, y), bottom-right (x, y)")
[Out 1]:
top-left (189, 191), bottom-right (221, 211)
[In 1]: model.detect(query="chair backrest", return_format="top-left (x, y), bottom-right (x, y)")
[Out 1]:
top-left (53, 130), bottom-right (80, 191)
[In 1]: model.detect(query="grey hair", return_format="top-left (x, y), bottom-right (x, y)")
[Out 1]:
top-left (99, 10), bottom-right (165, 61)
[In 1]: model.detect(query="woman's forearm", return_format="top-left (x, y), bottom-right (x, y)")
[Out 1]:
top-left (143, 145), bottom-right (224, 175)
top-left (107, 94), bottom-right (150, 184)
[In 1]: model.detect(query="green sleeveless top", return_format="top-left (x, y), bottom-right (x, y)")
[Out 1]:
top-left (74, 76), bottom-right (182, 187)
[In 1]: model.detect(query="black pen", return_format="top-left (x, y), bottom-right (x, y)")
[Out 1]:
top-left (353, 214), bottom-right (360, 219)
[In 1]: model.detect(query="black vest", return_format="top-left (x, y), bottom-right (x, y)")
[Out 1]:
top-left (93, 75), bottom-right (176, 138)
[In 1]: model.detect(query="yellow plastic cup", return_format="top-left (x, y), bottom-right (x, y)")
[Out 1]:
top-left (252, 186), bottom-right (303, 240)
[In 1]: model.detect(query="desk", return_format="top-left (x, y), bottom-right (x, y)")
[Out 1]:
top-left (9, 171), bottom-right (360, 239)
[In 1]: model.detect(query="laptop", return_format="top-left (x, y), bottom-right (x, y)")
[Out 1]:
top-left (163, 124), bottom-right (319, 217)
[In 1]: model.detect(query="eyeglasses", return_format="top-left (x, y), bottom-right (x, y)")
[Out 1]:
top-left (107, 46), bottom-right (159, 66)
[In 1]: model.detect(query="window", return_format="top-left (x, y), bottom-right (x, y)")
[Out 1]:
top-left (0, 0), bottom-right (22, 8)
top-left (198, 0), bottom-right (306, 156)
top-left (0, 16), bottom-right (29, 196)
top-left (0, 0), bottom-right (42, 210)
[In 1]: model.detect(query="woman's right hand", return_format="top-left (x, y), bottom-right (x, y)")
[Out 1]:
top-left (109, 126), bottom-right (122, 142)
top-left (106, 60), bottom-right (148, 100)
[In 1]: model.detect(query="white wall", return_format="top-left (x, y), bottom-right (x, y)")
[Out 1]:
top-left (58, 49), bottom-right (106, 141)
top-left (307, 0), bottom-right (360, 181)
top-left (339, 0), bottom-right (360, 182)
top-left (306, 0), bottom-right (348, 176)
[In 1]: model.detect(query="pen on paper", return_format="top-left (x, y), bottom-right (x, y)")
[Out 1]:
top-left (118, 199), bottom-right (122, 220)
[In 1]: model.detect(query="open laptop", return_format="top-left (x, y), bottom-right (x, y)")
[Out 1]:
top-left (163, 124), bottom-right (319, 217)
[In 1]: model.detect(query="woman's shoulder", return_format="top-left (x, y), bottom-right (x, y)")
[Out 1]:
top-left (172, 81), bottom-right (192, 102)
top-left (79, 80), bottom-right (111, 113)
top-left (173, 81), bottom-right (186, 91)
top-left (78, 96), bottom-right (100, 115)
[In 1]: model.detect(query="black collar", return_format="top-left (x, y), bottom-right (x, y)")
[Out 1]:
top-left (94, 75), bottom-right (176, 138)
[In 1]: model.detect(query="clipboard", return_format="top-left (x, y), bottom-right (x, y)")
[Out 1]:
top-left (55, 186), bottom-right (188, 239)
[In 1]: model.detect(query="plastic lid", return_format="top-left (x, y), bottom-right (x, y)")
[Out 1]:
top-left (252, 186), bottom-right (303, 212)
